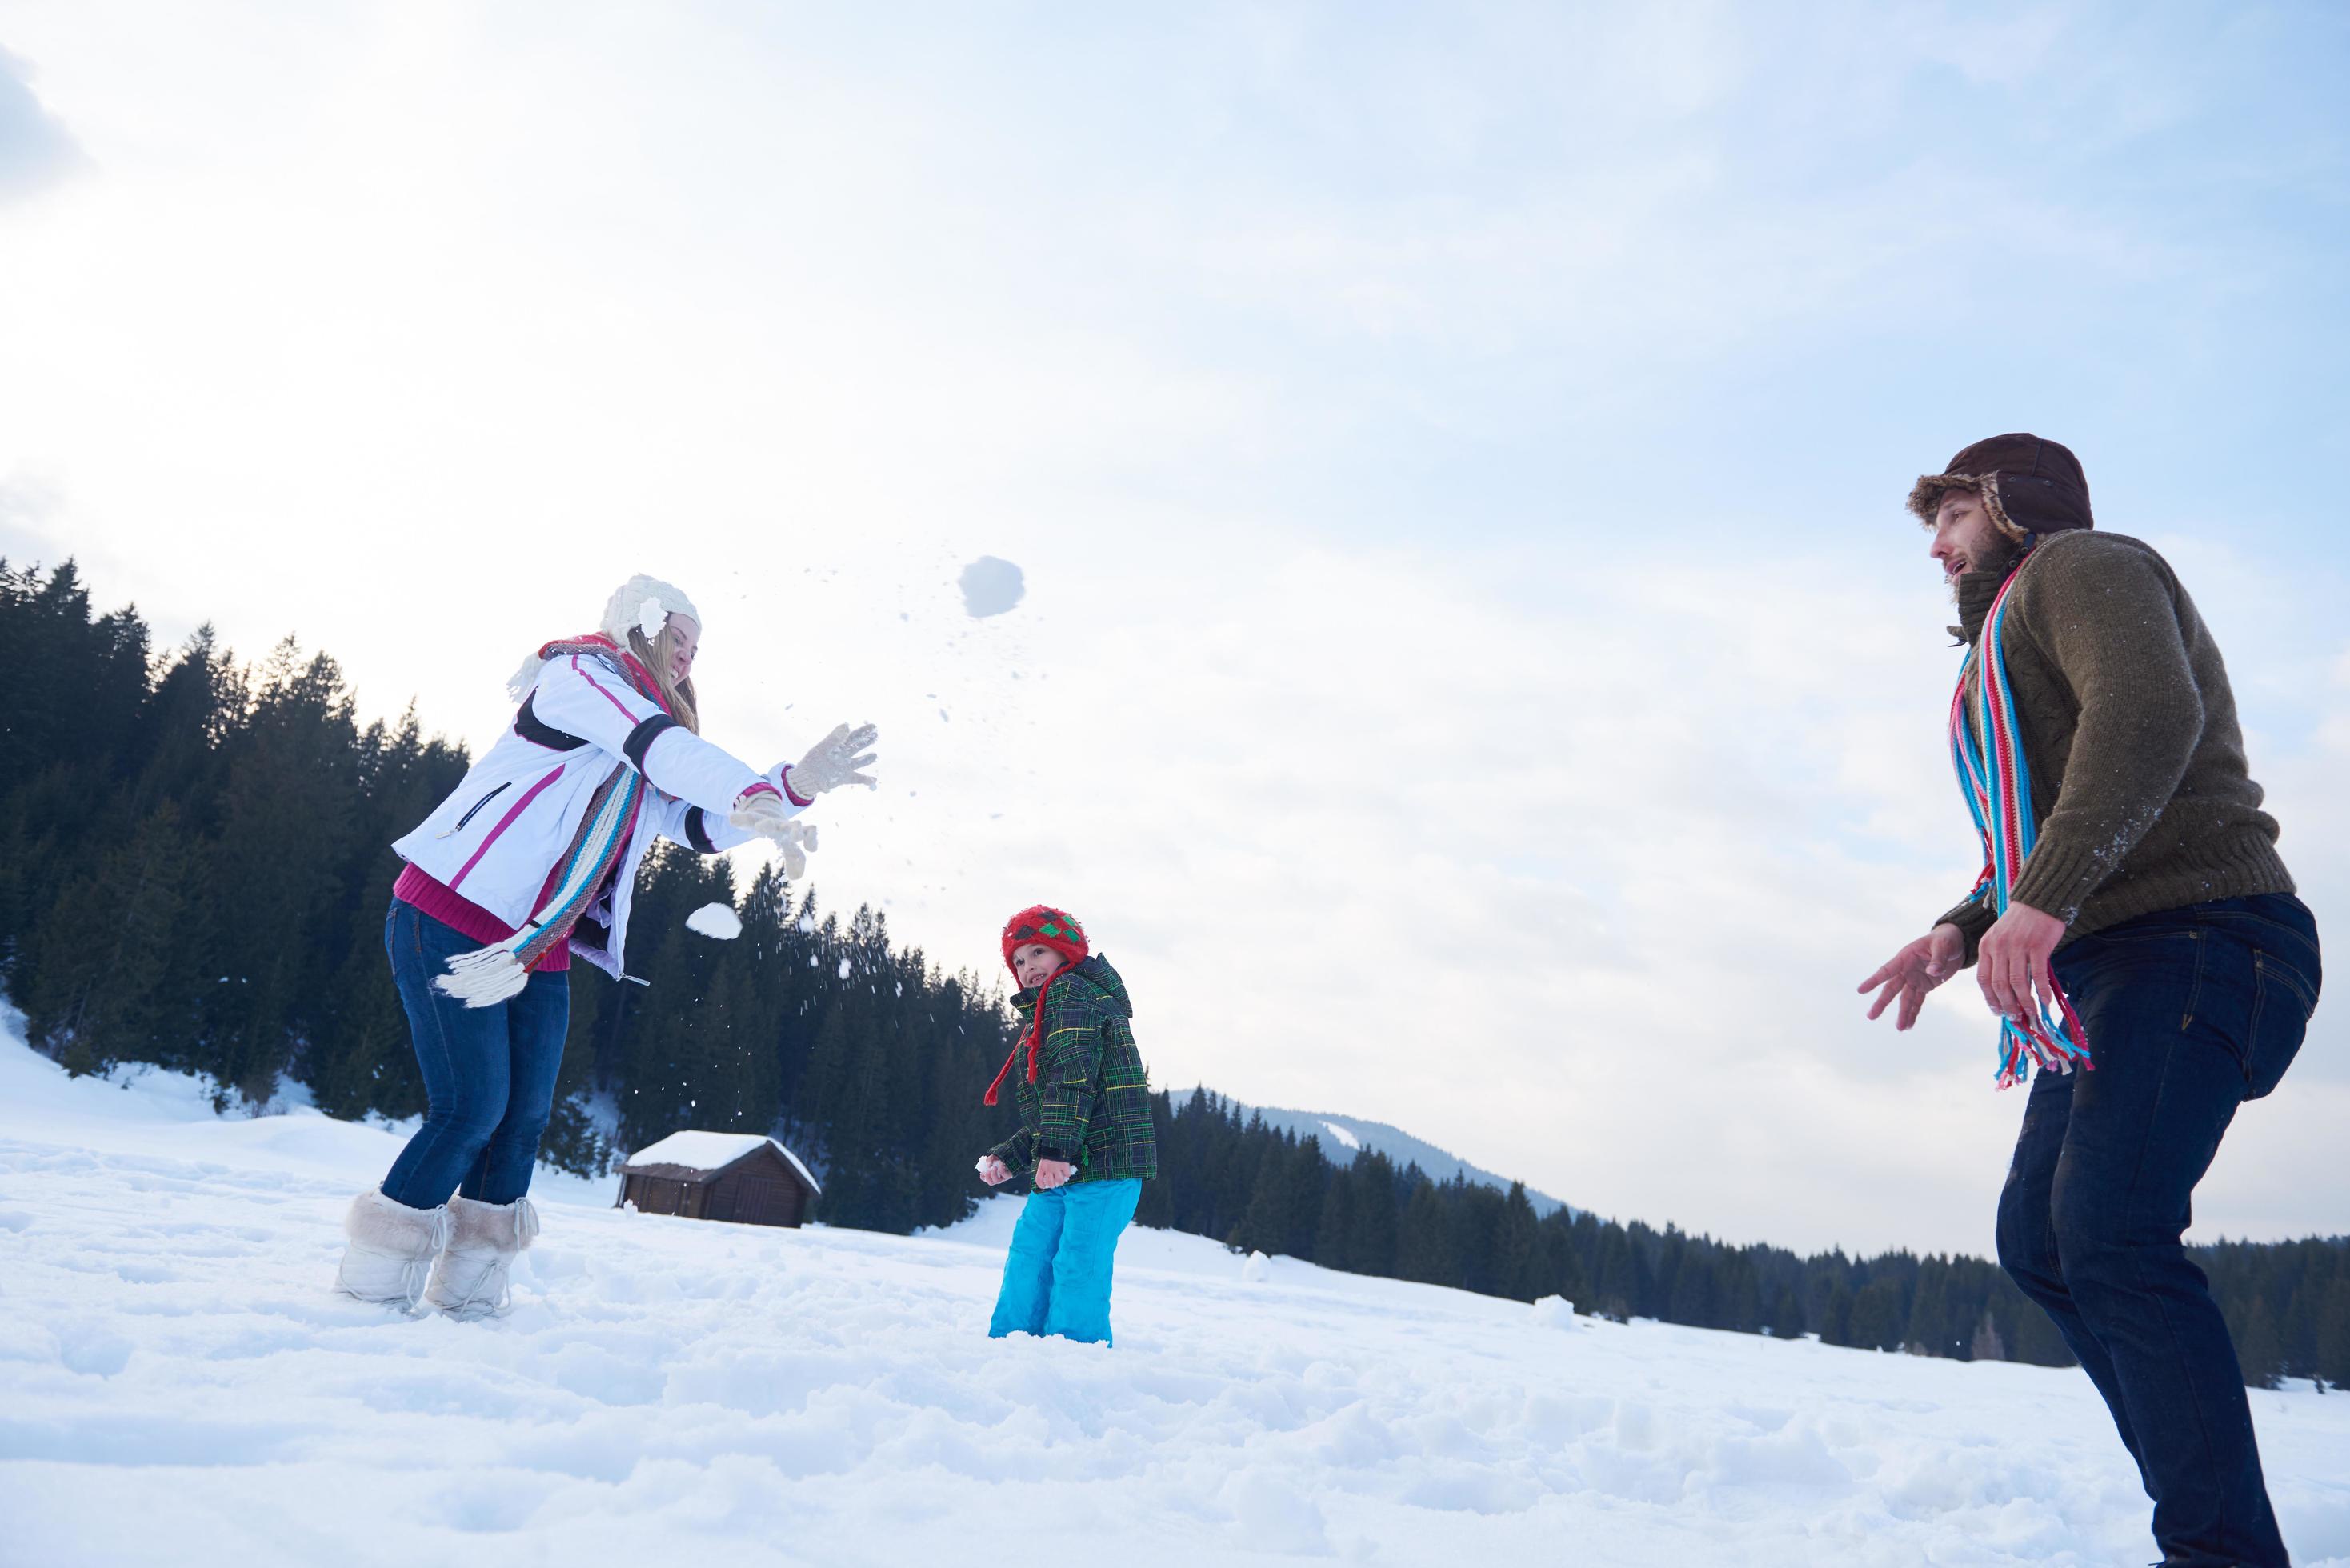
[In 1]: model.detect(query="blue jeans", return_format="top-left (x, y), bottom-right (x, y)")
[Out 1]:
top-left (378, 902), bottom-right (571, 1210)
top-left (1997, 894), bottom-right (2320, 1568)
top-left (987, 1178), bottom-right (1143, 1346)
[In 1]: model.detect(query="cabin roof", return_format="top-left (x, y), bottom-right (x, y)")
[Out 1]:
top-left (621, 1130), bottom-right (821, 1194)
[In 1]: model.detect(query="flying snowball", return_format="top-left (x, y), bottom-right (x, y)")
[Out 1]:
top-left (685, 903), bottom-right (742, 940)
top-left (958, 556), bottom-right (1025, 618)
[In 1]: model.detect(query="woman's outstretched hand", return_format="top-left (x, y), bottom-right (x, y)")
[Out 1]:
top-left (1857, 923), bottom-right (1965, 1030)
top-left (790, 723), bottom-right (880, 796)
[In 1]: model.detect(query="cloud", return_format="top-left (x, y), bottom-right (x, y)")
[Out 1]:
top-left (0, 46), bottom-right (84, 203)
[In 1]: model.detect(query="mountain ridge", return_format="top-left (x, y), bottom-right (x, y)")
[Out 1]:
top-left (1187, 1090), bottom-right (1573, 1219)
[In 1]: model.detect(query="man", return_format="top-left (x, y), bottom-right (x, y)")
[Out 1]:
top-left (1858, 433), bottom-right (2320, 1568)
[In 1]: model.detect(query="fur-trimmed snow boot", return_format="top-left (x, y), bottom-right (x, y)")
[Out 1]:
top-left (423, 1194), bottom-right (539, 1320)
top-left (334, 1189), bottom-right (452, 1309)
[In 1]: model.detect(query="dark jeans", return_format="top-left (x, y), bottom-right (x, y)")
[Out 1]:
top-left (378, 901), bottom-right (571, 1210)
top-left (1996, 893), bottom-right (2320, 1568)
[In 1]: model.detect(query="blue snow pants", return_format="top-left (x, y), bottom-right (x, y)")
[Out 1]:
top-left (987, 1178), bottom-right (1143, 1346)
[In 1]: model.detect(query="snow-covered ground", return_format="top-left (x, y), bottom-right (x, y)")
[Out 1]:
top-left (3, 1027), bottom-right (2347, 1568)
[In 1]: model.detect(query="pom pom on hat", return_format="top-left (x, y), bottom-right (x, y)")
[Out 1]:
top-left (502, 574), bottom-right (704, 702)
top-left (600, 574), bottom-right (701, 646)
top-left (1000, 905), bottom-right (1088, 974)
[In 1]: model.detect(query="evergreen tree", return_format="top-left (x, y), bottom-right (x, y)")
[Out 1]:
top-left (23, 801), bottom-right (202, 1073)
top-left (1535, 1215), bottom-right (1592, 1308)
top-left (1848, 1279), bottom-right (1905, 1351)
top-left (2316, 1274), bottom-right (2350, 1391)
top-left (1493, 1182), bottom-right (1540, 1302)
top-left (1819, 1278), bottom-right (1855, 1348)
top-left (2236, 1298), bottom-right (2284, 1390)
top-left (1313, 1163), bottom-right (1355, 1272)
top-left (1398, 1177), bottom-right (1457, 1287)
top-left (1345, 1151), bottom-right (1400, 1278)
top-left (1667, 1240), bottom-right (1715, 1328)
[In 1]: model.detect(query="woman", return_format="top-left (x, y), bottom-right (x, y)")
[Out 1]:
top-left (334, 574), bottom-right (878, 1318)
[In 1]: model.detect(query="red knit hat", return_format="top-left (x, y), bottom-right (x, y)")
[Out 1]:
top-left (983, 906), bottom-right (1090, 1106)
top-left (1000, 905), bottom-right (1088, 975)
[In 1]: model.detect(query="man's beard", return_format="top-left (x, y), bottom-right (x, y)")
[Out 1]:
top-left (1948, 530), bottom-right (2027, 603)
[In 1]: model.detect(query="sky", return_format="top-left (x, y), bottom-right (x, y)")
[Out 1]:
top-left (2, 1), bottom-right (2346, 1258)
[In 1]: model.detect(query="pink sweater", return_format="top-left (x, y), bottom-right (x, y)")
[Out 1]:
top-left (393, 863), bottom-right (573, 973)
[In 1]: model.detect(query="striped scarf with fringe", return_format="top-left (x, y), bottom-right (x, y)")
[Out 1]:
top-left (1949, 562), bottom-right (2093, 1088)
top-left (433, 637), bottom-right (662, 1008)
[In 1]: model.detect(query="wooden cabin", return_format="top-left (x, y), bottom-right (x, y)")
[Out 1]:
top-left (615, 1130), bottom-right (822, 1228)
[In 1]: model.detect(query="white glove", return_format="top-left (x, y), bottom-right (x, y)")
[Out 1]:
top-left (727, 790), bottom-right (819, 878)
top-left (787, 722), bottom-right (879, 797)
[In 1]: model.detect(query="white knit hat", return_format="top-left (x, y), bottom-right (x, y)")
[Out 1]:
top-left (503, 574), bottom-right (703, 701)
top-left (599, 574), bottom-right (701, 646)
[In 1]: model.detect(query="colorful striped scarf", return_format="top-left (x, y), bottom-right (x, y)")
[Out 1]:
top-left (433, 637), bottom-right (661, 1008)
top-left (1949, 561), bottom-right (2093, 1087)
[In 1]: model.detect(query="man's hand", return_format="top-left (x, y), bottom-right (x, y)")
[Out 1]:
top-left (1034, 1159), bottom-right (1076, 1190)
top-left (1976, 901), bottom-right (2066, 1025)
top-left (1858, 923), bottom-right (1967, 1030)
top-left (976, 1156), bottom-right (1012, 1187)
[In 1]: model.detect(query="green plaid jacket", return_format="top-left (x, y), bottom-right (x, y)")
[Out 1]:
top-left (987, 954), bottom-right (1158, 1186)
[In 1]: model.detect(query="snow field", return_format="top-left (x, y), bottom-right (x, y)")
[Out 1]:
top-left (2, 1028), bottom-right (2348, 1567)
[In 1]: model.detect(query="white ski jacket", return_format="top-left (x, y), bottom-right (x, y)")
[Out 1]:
top-left (391, 646), bottom-right (802, 981)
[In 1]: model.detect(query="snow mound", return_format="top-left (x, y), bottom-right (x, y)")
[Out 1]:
top-left (1531, 1294), bottom-right (1578, 1329)
top-left (5, 1017), bottom-right (2350, 1567)
top-left (684, 902), bottom-right (743, 940)
top-left (958, 555), bottom-right (1025, 618)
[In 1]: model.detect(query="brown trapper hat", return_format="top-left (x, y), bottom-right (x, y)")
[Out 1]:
top-left (1907, 434), bottom-right (2094, 542)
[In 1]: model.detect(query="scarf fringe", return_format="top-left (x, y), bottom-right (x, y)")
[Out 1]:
top-left (433, 944), bottom-right (534, 1007)
top-left (1952, 559), bottom-right (2093, 1088)
top-left (435, 638), bottom-right (661, 1009)
top-left (981, 969), bottom-right (1071, 1105)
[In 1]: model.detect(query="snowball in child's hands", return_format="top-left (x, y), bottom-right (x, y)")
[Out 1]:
top-left (973, 1155), bottom-right (991, 1175)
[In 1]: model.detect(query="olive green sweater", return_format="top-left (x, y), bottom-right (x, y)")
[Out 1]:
top-left (1937, 530), bottom-right (2293, 961)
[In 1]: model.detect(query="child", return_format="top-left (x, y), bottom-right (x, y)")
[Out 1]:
top-left (976, 906), bottom-right (1158, 1345)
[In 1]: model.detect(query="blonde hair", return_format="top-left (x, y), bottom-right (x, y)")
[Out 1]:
top-left (627, 622), bottom-right (701, 734)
